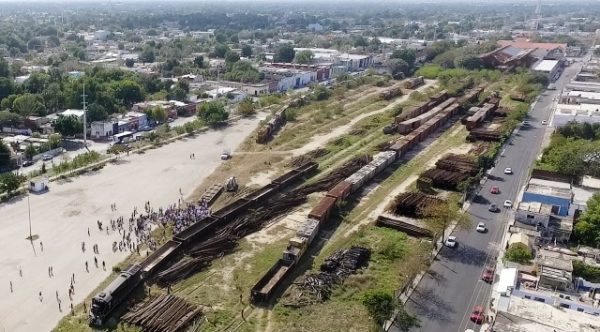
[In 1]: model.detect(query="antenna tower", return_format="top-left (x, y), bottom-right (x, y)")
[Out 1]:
top-left (534, 0), bottom-right (543, 31)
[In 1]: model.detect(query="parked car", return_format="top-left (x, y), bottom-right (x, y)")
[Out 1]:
top-left (42, 154), bottom-right (53, 161)
top-left (504, 200), bottom-right (513, 208)
top-left (444, 236), bottom-right (457, 248)
top-left (476, 222), bottom-right (487, 233)
top-left (541, 120), bottom-right (548, 125)
top-left (470, 306), bottom-right (484, 324)
top-left (21, 160), bottom-right (34, 167)
top-left (489, 204), bottom-right (498, 212)
top-left (220, 150), bottom-right (231, 160)
top-left (481, 266), bottom-right (494, 283)
top-left (490, 186), bottom-right (500, 194)
top-left (504, 167), bottom-right (512, 174)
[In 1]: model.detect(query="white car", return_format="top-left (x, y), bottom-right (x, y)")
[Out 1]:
top-left (504, 167), bottom-right (513, 174)
top-left (476, 222), bottom-right (487, 233)
top-left (504, 200), bottom-right (513, 208)
top-left (445, 236), bottom-right (457, 248)
top-left (541, 120), bottom-right (548, 125)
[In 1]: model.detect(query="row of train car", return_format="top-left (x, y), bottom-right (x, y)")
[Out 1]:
top-left (88, 161), bottom-right (318, 326)
top-left (403, 76), bottom-right (425, 89)
top-left (249, 87), bottom-right (484, 304)
top-left (255, 96), bottom-right (310, 144)
top-left (379, 86), bottom-right (402, 100)
top-left (383, 90), bottom-right (449, 134)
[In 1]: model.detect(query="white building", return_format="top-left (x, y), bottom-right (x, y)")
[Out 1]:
top-left (566, 90), bottom-right (600, 105)
top-left (532, 60), bottom-right (560, 80)
top-left (553, 103), bottom-right (600, 127)
top-left (205, 87), bottom-right (247, 103)
top-left (91, 121), bottom-right (114, 139)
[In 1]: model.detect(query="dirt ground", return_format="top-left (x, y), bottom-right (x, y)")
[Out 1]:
top-left (0, 116), bottom-right (264, 332)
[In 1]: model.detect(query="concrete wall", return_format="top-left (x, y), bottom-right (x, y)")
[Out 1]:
top-left (521, 192), bottom-right (570, 216)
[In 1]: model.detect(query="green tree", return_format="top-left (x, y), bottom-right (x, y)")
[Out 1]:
top-left (454, 54), bottom-right (483, 70)
top-left (0, 172), bottom-right (24, 194)
top-left (224, 61), bottom-right (261, 83)
top-left (387, 58), bottom-right (410, 79)
top-left (313, 84), bottom-right (331, 101)
top-left (12, 94), bottom-right (45, 116)
top-left (193, 55), bottom-right (204, 68)
top-left (152, 107), bottom-right (168, 124)
top-left (237, 98), bottom-right (255, 117)
top-left (0, 111), bottom-right (22, 127)
top-left (225, 50), bottom-right (240, 66)
top-left (0, 58), bottom-right (9, 78)
top-left (112, 80), bottom-right (145, 107)
top-left (274, 44), bottom-right (295, 63)
top-left (574, 193), bottom-right (600, 247)
top-left (24, 144), bottom-right (37, 160)
top-left (1, 94), bottom-right (18, 112)
top-left (423, 200), bottom-right (471, 242)
top-left (42, 82), bottom-right (65, 113)
top-left (0, 139), bottom-right (11, 168)
top-left (0, 77), bottom-right (14, 103)
top-left (391, 49), bottom-right (416, 67)
top-left (213, 44), bottom-right (230, 58)
top-left (86, 103), bottom-right (109, 122)
top-left (24, 72), bottom-right (50, 94)
top-left (241, 44), bottom-right (252, 58)
top-left (197, 101), bottom-right (228, 126)
top-left (393, 305), bottom-right (421, 332)
top-left (140, 46), bottom-right (156, 63)
top-left (504, 243), bottom-right (533, 264)
top-left (54, 115), bottom-right (83, 137)
top-left (294, 50), bottom-right (314, 64)
top-left (125, 58), bottom-right (135, 68)
top-left (362, 291), bottom-right (397, 326)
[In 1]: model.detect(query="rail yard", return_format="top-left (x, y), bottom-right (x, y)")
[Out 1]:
top-left (52, 71), bottom-right (537, 332)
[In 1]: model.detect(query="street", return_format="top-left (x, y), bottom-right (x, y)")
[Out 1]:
top-left (398, 60), bottom-right (583, 332)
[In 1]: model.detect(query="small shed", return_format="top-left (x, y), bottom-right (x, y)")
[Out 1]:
top-left (30, 177), bottom-right (48, 193)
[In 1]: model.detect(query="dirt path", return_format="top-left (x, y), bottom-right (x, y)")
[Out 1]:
top-left (290, 80), bottom-right (436, 156)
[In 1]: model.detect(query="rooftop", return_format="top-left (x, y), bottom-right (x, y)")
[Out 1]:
top-left (498, 39), bottom-right (567, 51)
top-left (502, 296), bottom-right (600, 332)
top-left (567, 90), bottom-right (600, 101)
top-left (517, 201), bottom-right (553, 215)
top-left (526, 178), bottom-right (572, 199)
top-left (533, 59), bottom-right (560, 72)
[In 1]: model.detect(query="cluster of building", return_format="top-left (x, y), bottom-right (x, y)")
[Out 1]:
top-left (480, 38), bottom-right (569, 81)
top-left (490, 170), bottom-right (600, 331)
top-left (553, 56), bottom-right (600, 127)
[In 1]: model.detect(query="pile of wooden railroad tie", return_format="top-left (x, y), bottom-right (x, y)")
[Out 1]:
top-left (122, 294), bottom-right (202, 332)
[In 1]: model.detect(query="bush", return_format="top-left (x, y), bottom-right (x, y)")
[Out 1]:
top-left (504, 243), bottom-right (533, 264)
top-left (362, 291), bottom-right (397, 326)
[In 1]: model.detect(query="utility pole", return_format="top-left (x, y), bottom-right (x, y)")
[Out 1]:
top-left (81, 83), bottom-right (88, 149)
top-left (27, 193), bottom-right (33, 241)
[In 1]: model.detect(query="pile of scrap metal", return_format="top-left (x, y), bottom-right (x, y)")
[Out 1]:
top-left (388, 192), bottom-right (445, 218)
top-left (122, 294), bottom-right (202, 332)
top-left (286, 148), bottom-right (329, 167)
top-left (282, 246), bottom-right (371, 307)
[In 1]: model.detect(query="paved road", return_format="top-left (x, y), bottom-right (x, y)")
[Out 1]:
top-left (395, 61), bottom-right (583, 332)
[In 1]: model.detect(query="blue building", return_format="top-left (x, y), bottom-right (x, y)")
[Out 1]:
top-left (521, 178), bottom-right (572, 216)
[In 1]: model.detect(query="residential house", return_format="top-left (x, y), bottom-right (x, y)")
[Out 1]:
top-left (91, 121), bottom-right (115, 139)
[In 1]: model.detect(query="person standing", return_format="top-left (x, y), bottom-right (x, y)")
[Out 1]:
top-left (9, 281), bottom-right (13, 293)
top-left (40, 242), bottom-right (43, 252)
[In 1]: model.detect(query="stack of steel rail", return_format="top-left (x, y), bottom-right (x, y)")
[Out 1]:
top-left (122, 294), bottom-right (202, 332)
